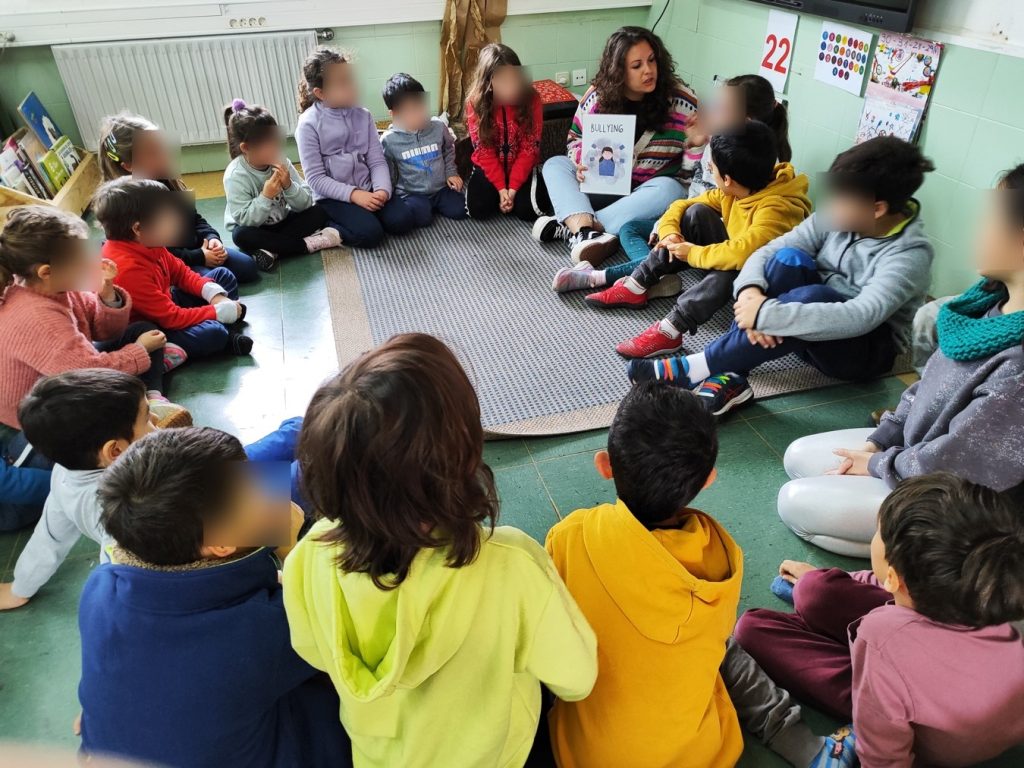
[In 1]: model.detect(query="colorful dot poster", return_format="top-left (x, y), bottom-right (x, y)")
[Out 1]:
top-left (814, 21), bottom-right (872, 96)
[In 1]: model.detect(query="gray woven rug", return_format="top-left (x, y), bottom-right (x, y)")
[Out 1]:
top-left (323, 217), bottom-right (908, 436)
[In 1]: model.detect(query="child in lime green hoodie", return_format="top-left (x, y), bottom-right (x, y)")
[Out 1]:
top-left (283, 333), bottom-right (598, 768)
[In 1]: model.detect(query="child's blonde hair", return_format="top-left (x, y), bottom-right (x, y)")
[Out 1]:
top-left (97, 113), bottom-right (185, 191)
top-left (297, 47), bottom-right (353, 114)
top-left (0, 206), bottom-right (88, 291)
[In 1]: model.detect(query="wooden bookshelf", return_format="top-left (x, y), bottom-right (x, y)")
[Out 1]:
top-left (0, 150), bottom-right (101, 226)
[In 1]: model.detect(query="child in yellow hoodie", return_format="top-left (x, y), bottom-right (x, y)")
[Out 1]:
top-left (585, 120), bottom-right (811, 360)
top-left (547, 382), bottom-right (859, 768)
top-left (283, 332), bottom-right (598, 768)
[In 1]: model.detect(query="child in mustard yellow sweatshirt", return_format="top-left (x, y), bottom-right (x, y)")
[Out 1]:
top-left (584, 121), bottom-right (811, 360)
top-left (283, 333), bottom-right (597, 768)
top-left (546, 382), bottom-right (858, 768)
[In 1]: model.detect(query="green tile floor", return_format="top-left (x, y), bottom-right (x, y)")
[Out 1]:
top-left (1, 198), bottom-right (1019, 766)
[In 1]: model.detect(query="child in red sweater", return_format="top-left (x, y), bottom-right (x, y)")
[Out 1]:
top-left (94, 178), bottom-right (253, 360)
top-left (0, 206), bottom-right (186, 431)
top-left (464, 43), bottom-right (549, 222)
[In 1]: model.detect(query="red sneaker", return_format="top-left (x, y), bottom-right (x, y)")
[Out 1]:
top-left (585, 281), bottom-right (648, 309)
top-left (616, 322), bottom-right (684, 358)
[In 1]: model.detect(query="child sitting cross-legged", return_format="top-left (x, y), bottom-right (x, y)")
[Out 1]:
top-left (223, 99), bottom-right (339, 271)
top-left (0, 369), bottom-right (308, 611)
top-left (736, 473), bottom-right (1024, 767)
top-left (284, 332), bottom-right (597, 767)
top-left (584, 121), bottom-right (811, 359)
top-left (95, 177), bottom-right (254, 360)
top-left (380, 73), bottom-right (466, 227)
top-left (630, 136), bottom-right (935, 419)
top-left (546, 382), bottom-right (856, 768)
top-left (79, 426), bottom-right (351, 768)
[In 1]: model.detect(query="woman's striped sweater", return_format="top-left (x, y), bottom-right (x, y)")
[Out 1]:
top-left (566, 83), bottom-right (703, 189)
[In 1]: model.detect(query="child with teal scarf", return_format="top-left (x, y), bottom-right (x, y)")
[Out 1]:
top-left (772, 163), bottom-right (1024, 557)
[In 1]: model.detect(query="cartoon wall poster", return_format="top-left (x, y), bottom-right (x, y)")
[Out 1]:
top-left (855, 97), bottom-right (921, 144)
top-left (867, 32), bottom-right (942, 108)
top-left (579, 113), bottom-right (636, 197)
top-left (814, 21), bottom-right (873, 96)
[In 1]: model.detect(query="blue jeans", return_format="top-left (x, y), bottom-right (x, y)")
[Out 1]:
top-left (704, 248), bottom-right (898, 379)
top-left (0, 427), bottom-right (53, 531)
top-left (396, 188), bottom-right (468, 228)
top-left (318, 197), bottom-right (416, 248)
top-left (244, 416), bottom-right (306, 508)
top-left (542, 155), bottom-right (684, 235)
top-left (166, 266), bottom-right (239, 359)
top-left (603, 218), bottom-right (659, 283)
top-left (193, 246), bottom-right (259, 284)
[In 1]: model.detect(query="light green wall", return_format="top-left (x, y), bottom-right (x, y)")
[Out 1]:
top-left (0, 8), bottom-right (646, 176)
top-left (649, 0), bottom-right (1024, 296)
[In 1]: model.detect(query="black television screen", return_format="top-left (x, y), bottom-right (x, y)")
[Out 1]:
top-left (746, 0), bottom-right (919, 32)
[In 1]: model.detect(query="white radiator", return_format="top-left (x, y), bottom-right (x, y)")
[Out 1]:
top-left (53, 31), bottom-right (318, 149)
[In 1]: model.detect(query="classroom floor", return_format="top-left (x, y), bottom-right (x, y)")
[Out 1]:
top-left (0, 190), bottom-right (917, 765)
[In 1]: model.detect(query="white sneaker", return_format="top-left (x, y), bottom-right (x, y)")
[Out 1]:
top-left (532, 215), bottom-right (571, 243)
top-left (304, 227), bottom-right (343, 253)
top-left (552, 261), bottom-right (596, 293)
top-left (569, 230), bottom-right (619, 266)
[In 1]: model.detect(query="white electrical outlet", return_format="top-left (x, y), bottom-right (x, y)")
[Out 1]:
top-left (572, 68), bottom-right (587, 86)
top-left (555, 71), bottom-right (569, 86)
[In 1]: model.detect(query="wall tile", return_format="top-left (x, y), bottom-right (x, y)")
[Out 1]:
top-left (930, 43), bottom-right (998, 115)
top-left (979, 54), bottom-right (1024, 128)
top-left (961, 119), bottom-right (1024, 190)
top-left (918, 105), bottom-right (977, 181)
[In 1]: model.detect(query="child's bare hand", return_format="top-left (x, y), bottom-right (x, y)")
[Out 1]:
top-left (273, 164), bottom-right (292, 189)
top-left (351, 189), bottom-right (382, 211)
top-left (745, 329), bottom-right (781, 348)
top-left (828, 448), bottom-right (873, 476)
top-left (0, 582), bottom-right (29, 611)
top-left (99, 257), bottom-right (118, 284)
top-left (575, 163), bottom-right (588, 183)
top-left (73, 711), bottom-right (82, 736)
top-left (779, 560), bottom-right (816, 584)
top-left (370, 189), bottom-right (390, 206)
top-left (447, 175), bottom-right (464, 192)
top-left (261, 175), bottom-right (283, 200)
top-left (656, 233), bottom-right (683, 249)
top-left (667, 241), bottom-right (691, 262)
top-left (734, 290), bottom-right (767, 330)
top-left (861, 441), bottom-right (881, 454)
top-left (201, 239), bottom-right (227, 267)
top-left (498, 189), bottom-right (514, 214)
top-left (136, 329), bottom-right (167, 353)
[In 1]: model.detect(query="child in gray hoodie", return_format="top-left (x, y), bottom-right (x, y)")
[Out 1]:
top-left (629, 137), bottom-right (935, 419)
top-left (380, 73), bottom-right (466, 228)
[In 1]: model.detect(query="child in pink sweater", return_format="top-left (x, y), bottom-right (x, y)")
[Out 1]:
top-left (0, 206), bottom-right (186, 431)
top-left (736, 473), bottom-right (1024, 768)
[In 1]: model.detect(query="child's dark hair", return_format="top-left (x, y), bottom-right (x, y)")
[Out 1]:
top-left (19, 369), bottom-right (146, 470)
top-left (382, 73), bottom-right (425, 111)
top-left (298, 47), bottom-right (353, 113)
top-left (996, 162), bottom-right (1024, 227)
top-left (710, 120), bottom-right (778, 192)
top-left (0, 206), bottom-right (88, 292)
top-left (725, 74), bottom-right (791, 163)
top-left (99, 427), bottom-right (248, 566)
top-left (827, 136), bottom-right (934, 214)
top-left (223, 99), bottom-right (278, 160)
top-left (465, 43), bottom-right (536, 150)
top-left (298, 333), bottom-right (499, 590)
top-left (92, 177), bottom-right (180, 242)
top-left (607, 383), bottom-right (718, 527)
top-left (879, 473), bottom-right (1024, 628)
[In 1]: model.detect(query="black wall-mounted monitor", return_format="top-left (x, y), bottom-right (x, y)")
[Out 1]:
top-left (745, 0), bottom-right (919, 33)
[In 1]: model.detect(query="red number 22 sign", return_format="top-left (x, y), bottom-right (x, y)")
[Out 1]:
top-left (759, 9), bottom-right (798, 93)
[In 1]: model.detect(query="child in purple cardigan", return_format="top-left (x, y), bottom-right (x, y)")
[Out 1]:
top-left (295, 48), bottom-right (414, 248)
top-left (735, 473), bottom-right (1024, 768)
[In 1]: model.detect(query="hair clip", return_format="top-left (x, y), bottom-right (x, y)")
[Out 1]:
top-left (231, 98), bottom-right (247, 113)
top-left (103, 132), bottom-right (121, 163)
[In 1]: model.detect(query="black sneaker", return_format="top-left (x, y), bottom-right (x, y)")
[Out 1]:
top-left (695, 373), bottom-right (754, 416)
top-left (531, 215), bottom-right (571, 243)
top-left (569, 229), bottom-right (619, 266)
top-left (252, 249), bottom-right (278, 272)
top-left (228, 332), bottom-right (254, 356)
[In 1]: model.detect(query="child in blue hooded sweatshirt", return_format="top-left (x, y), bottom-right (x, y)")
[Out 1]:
top-left (78, 426), bottom-right (350, 768)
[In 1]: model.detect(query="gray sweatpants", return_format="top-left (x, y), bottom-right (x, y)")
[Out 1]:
top-left (723, 638), bottom-right (825, 766)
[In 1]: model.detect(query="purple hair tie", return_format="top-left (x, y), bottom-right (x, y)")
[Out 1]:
top-left (231, 98), bottom-right (247, 113)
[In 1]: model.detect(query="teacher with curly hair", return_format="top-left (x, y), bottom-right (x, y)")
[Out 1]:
top-left (535, 26), bottom-right (702, 265)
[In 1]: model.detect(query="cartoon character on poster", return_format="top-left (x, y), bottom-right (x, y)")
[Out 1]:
top-left (579, 113), bottom-right (636, 196)
top-left (868, 32), bottom-right (943, 104)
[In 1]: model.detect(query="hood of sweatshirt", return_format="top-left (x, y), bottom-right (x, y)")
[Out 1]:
top-left (734, 162), bottom-right (812, 217)
top-left (581, 500), bottom-right (743, 645)
top-left (287, 519), bottom-right (485, 703)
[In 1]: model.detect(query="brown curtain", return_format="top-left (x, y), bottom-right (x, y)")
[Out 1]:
top-left (439, 0), bottom-right (507, 128)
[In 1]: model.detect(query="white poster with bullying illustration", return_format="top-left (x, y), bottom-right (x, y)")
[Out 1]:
top-left (580, 113), bottom-right (636, 197)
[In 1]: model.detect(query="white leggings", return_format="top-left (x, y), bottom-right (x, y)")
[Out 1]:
top-left (777, 428), bottom-right (891, 558)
